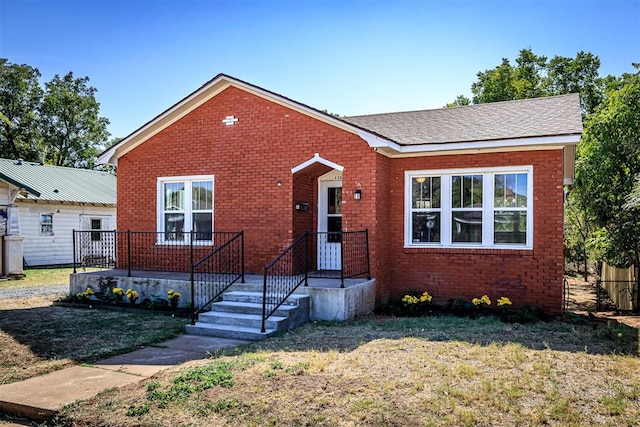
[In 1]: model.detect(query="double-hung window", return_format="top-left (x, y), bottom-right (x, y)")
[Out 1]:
top-left (406, 166), bottom-right (532, 248)
top-left (157, 175), bottom-right (214, 244)
top-left (40, 213), bottom-right (54, 236)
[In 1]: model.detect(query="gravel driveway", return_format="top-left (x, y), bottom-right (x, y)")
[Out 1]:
top-left (0, 283), bottom-right (68, 299)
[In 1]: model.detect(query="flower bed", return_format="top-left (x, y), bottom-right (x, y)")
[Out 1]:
top-left (378, 291), bottom-right (546, 323)
top-left (58, 286), bottom-right (191, 318)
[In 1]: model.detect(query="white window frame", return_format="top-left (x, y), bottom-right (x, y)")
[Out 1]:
top-left (404, 166), bottom-right (533, 249)
top-left (156, 175), bottom-right (214, 245)
top-left (40, 213), bottom-right (54, 236)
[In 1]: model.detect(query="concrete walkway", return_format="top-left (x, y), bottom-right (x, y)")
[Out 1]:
top-left (0, 335), bottom-right (249, 423)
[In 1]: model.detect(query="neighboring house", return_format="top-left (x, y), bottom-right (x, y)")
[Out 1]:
top-left (0, 158), bottom-right (116, 270)
top-left (99, 74), bottom-right (582, 314)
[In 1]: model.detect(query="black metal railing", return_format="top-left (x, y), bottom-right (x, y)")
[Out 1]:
top-left (72, 230), bottom-right (242, 276)
top-left (261, 232), bottom-right (309, 333)
top-left (596, 279), bottom-right (639, 312)
top-left (261, 229), bottom-right (370, 332)
top-left (563, 276), bottom-right (569, 312)
top-left (190, 231), bottom-right (245, 325)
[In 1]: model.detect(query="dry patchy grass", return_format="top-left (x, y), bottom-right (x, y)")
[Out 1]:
top-left (58, 315), bottom-right (640, 427)
top-left (0, 294), bottom-right (187, 385)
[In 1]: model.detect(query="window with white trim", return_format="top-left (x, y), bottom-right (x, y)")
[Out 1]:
top-left (157, 176), bottom-right (214, 243)
top-left (40, 213), bottom-right (54, 236)
top-left (405, 167), bottom-right (533, 248)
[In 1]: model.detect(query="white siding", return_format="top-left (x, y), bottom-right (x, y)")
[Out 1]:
top-left (0, 182), bottom-right (12, 205)
top-left (17, 201), bottom-right (116, 266)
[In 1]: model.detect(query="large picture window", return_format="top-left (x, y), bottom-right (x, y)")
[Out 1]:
top-left (157, 176), bottom-right (214, 243)
top-left (406, 167), bottom-right (532, 248)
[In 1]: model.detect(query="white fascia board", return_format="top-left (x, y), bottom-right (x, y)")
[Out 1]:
top-left (99, 74), bottom-right (392, 165)
top-left (376, 134), bottom-right (581, 158)
top-left (357, 131), bottom-right (402, 150)
top-left (291, 153), bottom-right (344, 173)
top-left (99, 78), bottom-right (234, 165)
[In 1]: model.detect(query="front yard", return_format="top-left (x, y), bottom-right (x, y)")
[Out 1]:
top-left (56, 314), bottom-right (640, 426)
top-left (0, 268), bottom-right (186, 385)
top-left (1, 268), bottom-right (639, 426)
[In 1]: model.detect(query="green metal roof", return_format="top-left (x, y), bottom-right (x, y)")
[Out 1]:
top-left (0, 158), bottom-right (116, 205)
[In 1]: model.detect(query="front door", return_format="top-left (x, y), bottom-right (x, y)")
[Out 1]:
top-left (318, 172), bottom-right (342, 270)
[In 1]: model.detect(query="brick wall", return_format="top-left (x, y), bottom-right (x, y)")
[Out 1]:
top-left (117, 84), bottom-right (565, 313)
top-left (386, 149), bottom-right (565, 314)
top-left (117, 86), bottom-right (379, 275)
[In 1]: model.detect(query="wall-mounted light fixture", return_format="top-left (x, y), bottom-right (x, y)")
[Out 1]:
top-left (354, 189), bottom-right (362, 200)
top-left (276, 180), bottom-right (282, 187)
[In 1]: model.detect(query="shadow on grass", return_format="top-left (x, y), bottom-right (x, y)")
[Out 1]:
top-left (0, 304), bottom-right (187, 366)
top-left (220, 312), bottom-right (639, 358)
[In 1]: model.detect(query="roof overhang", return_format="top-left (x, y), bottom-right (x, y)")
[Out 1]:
top-left (100, 73), bottom-right (583, 169)
top-left (99, 74), bottom-right (395, 166)
top-left (291, 153), bottom-right (344, 174)
top-left (0, 173), bottom-right (41, 200)
top-left (368, 133), bottom-right (582, 158)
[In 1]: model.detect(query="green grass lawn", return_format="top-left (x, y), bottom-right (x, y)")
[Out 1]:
top-left (2, 266), bottom-right (75, 289)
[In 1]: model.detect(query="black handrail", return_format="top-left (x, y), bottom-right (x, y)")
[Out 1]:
top-left (190, 231), bottom-right (245, 325)
top-left (261, 232), bottom-right (309, 333)
top-left (261, 229), bottom-right (370, 332)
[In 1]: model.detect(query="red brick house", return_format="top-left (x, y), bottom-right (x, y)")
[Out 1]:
top-left (99, 74), bottom-right (582, 314)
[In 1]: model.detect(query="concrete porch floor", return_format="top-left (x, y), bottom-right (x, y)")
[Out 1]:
top-left (70, 269), bottom-right (376, 321)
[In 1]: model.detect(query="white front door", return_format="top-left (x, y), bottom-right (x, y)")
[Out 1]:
top-left (318, 172), bottom-right (342, 270)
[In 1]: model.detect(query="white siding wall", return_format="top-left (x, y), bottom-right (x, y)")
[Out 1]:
top-left (17, 201), bottom-right (116, 266)
top-left (0, 182), bottom-right (12, 205)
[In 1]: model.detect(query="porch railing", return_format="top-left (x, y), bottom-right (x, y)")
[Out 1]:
top-left (261, 232), bottom-right (309, 333)
top-left (261, 229), bottom-right (370, 332)
top-left (72, 230), bottom-right (242, 276)
top-left (190, 231), bottom-right (245, 325)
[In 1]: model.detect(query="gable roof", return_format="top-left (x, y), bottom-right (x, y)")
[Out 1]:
top-left (0, 158), bottom-right (116, 205)
top-left (99, 73), bottom-right (583, 164)
top-left (342, 94), bottom-right (583, 145)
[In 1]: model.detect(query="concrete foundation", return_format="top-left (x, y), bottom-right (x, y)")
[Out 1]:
top-left (70, 271), bottom-right (376, 321)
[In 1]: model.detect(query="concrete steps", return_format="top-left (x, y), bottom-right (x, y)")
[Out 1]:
top-left (185, 291), bottom-right (310, 341)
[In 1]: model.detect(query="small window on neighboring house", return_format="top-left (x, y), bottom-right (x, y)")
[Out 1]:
top-left (41, 214), bottom-right (53, 236)
top-left (91, 218), bottom-right (102, 241)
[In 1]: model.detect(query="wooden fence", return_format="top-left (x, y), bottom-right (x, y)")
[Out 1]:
top-left (599, 261), bottom-right (638, 311)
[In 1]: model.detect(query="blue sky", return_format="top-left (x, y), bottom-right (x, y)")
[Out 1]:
top-left (1, 0), bottom-right (639, 140)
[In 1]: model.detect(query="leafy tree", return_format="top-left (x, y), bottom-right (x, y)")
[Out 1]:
top-left (0, 59), bottom-right (43, 161)
top-left (574, 67), bottom-right (640, 271)
top-left (544, 51), bottom-right (603, 114)
top-left (453, 48), bottom-right (606, 115)
top-left (445, 94), bottom-right (471, 108)
top-left (624, 177), bottom-right (640, 209)
top-left (40, 72), bottom-right (110, 168)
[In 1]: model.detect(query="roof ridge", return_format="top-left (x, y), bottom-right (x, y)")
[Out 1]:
top-left (0, 158), bottom-right (111, 175)
top-left (344, 93), bottom-right (580, 120)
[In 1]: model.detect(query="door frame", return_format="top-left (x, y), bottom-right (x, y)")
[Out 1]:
top-left (317, 170), bottom-right (342, 270)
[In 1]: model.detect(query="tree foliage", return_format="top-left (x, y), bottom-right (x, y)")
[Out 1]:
top-left (40, 72), bottom-right (110, 168)
top-left (453, 48), bottom-right (605, 115)
top-left (0, 59), bottom-right (43, 160)
top-left (0, 58), bottom-right (109, 168)
top-left (574, 67), bottom-right (640, 268)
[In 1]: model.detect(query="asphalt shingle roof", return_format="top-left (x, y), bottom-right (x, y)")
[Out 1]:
top-left (342, 93), bottom-right (583, 145)
top-left (0, 158), bottom-right (116, 205)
